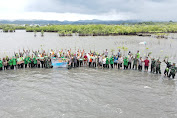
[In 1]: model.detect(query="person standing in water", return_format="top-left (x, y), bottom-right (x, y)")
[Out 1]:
top-left (150, 58), bottom-right (156, 73)
top-left (88, 54), bottom-right (92, 67)
top-left (98, 55), bottom-right (103, 68)
top-left (144, 57), bottom-right (150, 72)
top-left (102, 56), bottom-right (106, 68)
top-left (128, 54), bottom-right (132, 69)
top-left (12, 56), bottom-right (17, 70)
top-left (136, 50), bottom-right (140, 59)
top-left (168, 63), bottom-right (177, 79)
top-left (84, 53), bottom-right (88, 66)
top-left (106, 56), bottom-right (109, 68)
top-left (118, 55), bottom-right (123, 69)
top-left (164, 59), bottom-right (172, 77)
top-left (138, 57), bottom-right (143, 71)
top-left (123, 56), bottom-right (128, 70)
top-left (156, 59), bottom-right (161, 74)
top-left (114, 55), bottom-right (118, 68)
top-left (3, 58), bottom-right (7, 70)
top-left (110, 56), bottom-right (114, 69)
top-left (24, 56), bottom-right (28, 68)
top-left (92, 55), bottom-right (96, 68)
top-left (133, 56), bottom-right (138, 70)
top-left (0, 58), bottom-right (3, 71)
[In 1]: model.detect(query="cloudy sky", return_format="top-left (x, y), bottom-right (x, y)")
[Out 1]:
top-left (0, 0), bottom-right (176, 21)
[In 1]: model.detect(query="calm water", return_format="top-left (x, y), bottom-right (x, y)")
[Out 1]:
top-left (0, 30), bottom-right (177, 118)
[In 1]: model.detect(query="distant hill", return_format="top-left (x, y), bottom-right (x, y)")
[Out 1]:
top-left (0, 19), bottom-right (140, 25)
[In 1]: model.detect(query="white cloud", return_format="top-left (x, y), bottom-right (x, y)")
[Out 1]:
top-left (0, 11), bottom-right (135, 21)
top-left (0, 0), bottom-right (176, 21)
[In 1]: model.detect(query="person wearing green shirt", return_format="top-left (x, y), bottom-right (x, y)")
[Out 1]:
top-left (24, 56), bottom-right (28, 68)
top-left (33, 56), bottom-right (37, 67)
top-left (137, 50), bottom-right (140, 59)
top-left (9, 58), bottom-right (13, 69)
top-left (0, 58), bottom-right (3, 71)
top-left (12, 57), bottom-right (17, 69)
top-left (156, 59), bottom-right (161, 74)
top-left (106, 56), bottom-right (109, 68)
top-left (110, 56), bottom-right (114, 68)
top-left (28, 56), bottom-right (31, 68)
top-left (151, 58), bottom-right (156, 73)
top-left (133, 56), bottom-right (138, 70)
top-left (124, 56), bottom-right (128, 69)
top-left (168, 63), bottom-right (176, 79)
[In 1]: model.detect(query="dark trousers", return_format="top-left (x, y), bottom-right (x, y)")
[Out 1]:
top-left (74, 62), bottom-right (77, 67)
top-left (103, 64), bottom-right (106, 68)
top-left (25, 64), bottom-right (27, 68)
top-left (151, 65), bottom-right (155, 73)
top-left (93, 62), bottom-right (96, 67)
top-left (29, 63), bottom-right (31, 68)
top-left (110, 64), bottom-right (113, 68)
top-left (138, 65), bottom-right (142, 71)
top-left (21, 63), bottom-right (24, 68)
top-left (124, 65), bottom-right (128, 69)
top-left (79, 61), bottom-right (83, 67)
top-left (11, 65), bottom-right (14, 69)
top-left (118, 63), bottom-right (122, 69)
top-left (77, 60), bottom-right (79, 67)
top-left (128, 62), bottom-right (131, 69)
top-left (4, 66), bottom-right (7, 70)
top-left (133, 64), bottom-right (137, 70)
top-left (41, 61), bottom-right (44, 68)
top-left (156, 67), bottom-right (161, 74)
top-left (168, 72), bottom-right (175, 79)
top-left (106, 64), bottom-right (109, 68)
top-left (0, 67), bottom-right (2, 70)
top-left (18, 64), bottom-right (20, 69)
top-left (89, 62), bottom-right (92, 67)
top-left (164, 69), bottom-right (169, 76)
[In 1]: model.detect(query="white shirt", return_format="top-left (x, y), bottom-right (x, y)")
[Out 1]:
top-left (103, 58), bottom-right (106, 64)
top-left (118, 57), bottom-right (123, 64)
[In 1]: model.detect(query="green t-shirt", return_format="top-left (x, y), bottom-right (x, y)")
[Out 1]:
top-left (0, 60), bottom-right (3, 67)
top-left (106, 57), bottom-right (109, 64)
top-left (110, 57), bottom-right (114, 64)
top-left (156, 61), bottom-right (161, 68)
top-left (9, 59), bottom-right (13, 66)
top-left (28, 57), bottom-right (31, 63)
top-left (170, 66), bottom-right (176, 74)
top-left (124, 58), bottom-right (128, 66)
top-left (137, 53), bottom-right (140, 59)
top-left (12, 58), bottom-right (17, 66)
top-left (33, 57), bottom-right (37, 64)
top-left (24, 57), bottom-right (28, 64)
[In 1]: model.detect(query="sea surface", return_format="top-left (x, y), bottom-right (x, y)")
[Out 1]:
top-left (0, 30), bottom-right (177, 118)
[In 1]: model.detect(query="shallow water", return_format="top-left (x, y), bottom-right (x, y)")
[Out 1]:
top-left (0, 31), bottom-right (177, 118)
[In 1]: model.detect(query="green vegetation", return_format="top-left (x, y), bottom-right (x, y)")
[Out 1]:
top-left (1, 22), bottom-right (177, 36)
top-left (0, 24), bottom-right (26, 32)
top-left (25, 23), bottom-right (177, 36)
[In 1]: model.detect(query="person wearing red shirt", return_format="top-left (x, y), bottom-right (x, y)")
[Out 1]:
top-left (144, 57), bottom-right (150, 72)
top-left (84, 53), bottom-right (88, 66)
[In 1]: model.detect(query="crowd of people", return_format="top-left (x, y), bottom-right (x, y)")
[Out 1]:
top-left (0, 48), bottom-right (176, 79)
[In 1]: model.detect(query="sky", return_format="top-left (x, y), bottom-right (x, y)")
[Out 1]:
top-left (0, 0), bottom-right (176, 21)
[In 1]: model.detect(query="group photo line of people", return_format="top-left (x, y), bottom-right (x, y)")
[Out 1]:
top-left (0, 48), bottom-right (176, 79)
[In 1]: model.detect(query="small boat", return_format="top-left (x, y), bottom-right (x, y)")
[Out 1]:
top-left (51, 58), bottom-right (68, 68)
